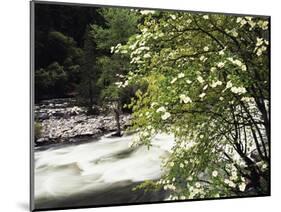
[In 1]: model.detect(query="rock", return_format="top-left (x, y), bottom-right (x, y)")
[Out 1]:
top-left (36, 137), bottom-right (49, 143)
top-left (38, 112), bottom-right (49, 120)
top-left (110, 131), bottom-right (123, 137)
top-left (52, 110), bottom-right (64, 118)
top-left (68, 106), bottom-right (83, 115)
top-left (35, 98), bottom-right (131, 145)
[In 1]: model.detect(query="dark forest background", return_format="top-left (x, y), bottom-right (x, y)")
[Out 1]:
top-left (34, 3), bottom-right (142, 117)
top-left (35, 4), bottom-right (100, 99)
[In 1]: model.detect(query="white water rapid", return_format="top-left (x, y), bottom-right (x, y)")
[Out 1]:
top-left (34, 133), bottom-right (174, 209)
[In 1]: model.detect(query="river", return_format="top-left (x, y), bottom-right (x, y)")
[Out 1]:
top-left (34, 133), bottom-right (174, 209)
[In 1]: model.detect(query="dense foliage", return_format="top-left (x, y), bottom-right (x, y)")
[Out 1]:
top-left (91, 8), bottom-right (139, 108)
top-left (115, 11), bottom-right (270, 199)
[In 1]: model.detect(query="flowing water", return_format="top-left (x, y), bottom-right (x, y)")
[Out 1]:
top-left (34, 133), bottom-right (174, 209)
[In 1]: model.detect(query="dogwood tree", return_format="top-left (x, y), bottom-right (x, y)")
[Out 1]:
top-left (115, 11), bottom-right (270, 199)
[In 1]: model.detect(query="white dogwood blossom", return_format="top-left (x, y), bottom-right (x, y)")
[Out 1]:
top-left (239, 183), bottom-right (246, 191)
top-left (256, 38), bottom-right (264, 47)
top-left (234, 59), bottom-right (243, 67)
top-left (171, 78), bottom-right (177, 84)
top-left (186, 79), bottom-right (192, 84)
top-left (170, 14), bottom-right (176, 20)
top-left (178, 72), bottom-right (185, 78)
top-left (197, 76), bottom-right (205, 84)
top-left (140, 10), bottom-right (156, 15)
top-left (203, 15), bottom-right (209, 20)
top-left (143, 53), bottom-right (151, 58)
top-left (161, 112), bottom-right (171, 120)
top-left (203, 85), bottom-right (208, 90)
top-left (210, 80), bottom-right (222, 88)
top-left (179, 94), bottom-right (192, 104)
top-left (217, 62), bottom-right (225, 68)
top-left (236, 17), bottom-right (242, 23)
top-left (226, 81), bottom-right (233, 89)
top-left (210, 67), bottom-right (217, 72)
top-left (200, 55), bottom-right (207, 62)
top-left (199, 93), bottom-right (206, 98)
top-left (230, 86), bottom-right (247, 95)
top-left (180, 94), bottom-right (192, 104)
top-left (212, 170), bottom-right (218, 177)
top-left (156, 106), bottom-right (166, 113)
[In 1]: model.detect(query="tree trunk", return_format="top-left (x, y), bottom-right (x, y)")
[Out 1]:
top-left (113, 100), bottom-right (122, 137)
top-left (114, 108), bottom-right (121, 137)
top-left (88, 79), bottom-right (94, 113)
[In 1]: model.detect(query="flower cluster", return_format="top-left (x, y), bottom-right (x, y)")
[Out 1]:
top-left (187, 183), bottom-right (205, 199)
top-left (226, 28), bottom-right (238, 37)
top-left (197, 76), bottom-right (205, 84)
top-left (254, 37), bottom-right (269, 56)
top-left (179, 94), bottom-right (192, 104)
top-left (156, 106), bottom-right (171, 120)
top-left (114, 80), bottom-right (128, 88)
top-left (237, 16), bottom-right (268, 31)
top-left (162, 112), bottom-right (171, 120)
top-left (227, 57), bottom-right (247, 71)
top-left (210, 80), bottom-right (222, 88)
top-left (217, 62), bottom-right (225, 68)
top-left (140, 10), bottom-right (156, 15)
top-left (230, 86), bottom-right (247, 95)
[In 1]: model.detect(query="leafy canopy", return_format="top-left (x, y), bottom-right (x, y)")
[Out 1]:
top-left (115, 11), bottom-right (269, 199)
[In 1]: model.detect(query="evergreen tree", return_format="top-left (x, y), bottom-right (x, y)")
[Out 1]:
top-left (90, 8), bottom-right (139, 135)
top-left (78, 26), bottom-right (101, 114)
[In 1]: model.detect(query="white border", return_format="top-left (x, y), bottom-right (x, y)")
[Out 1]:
top-left (1, 0), bottom-right (280, 211)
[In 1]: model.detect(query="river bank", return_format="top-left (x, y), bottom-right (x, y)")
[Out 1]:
top-left (34, 98), bottom-right (131, 146)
